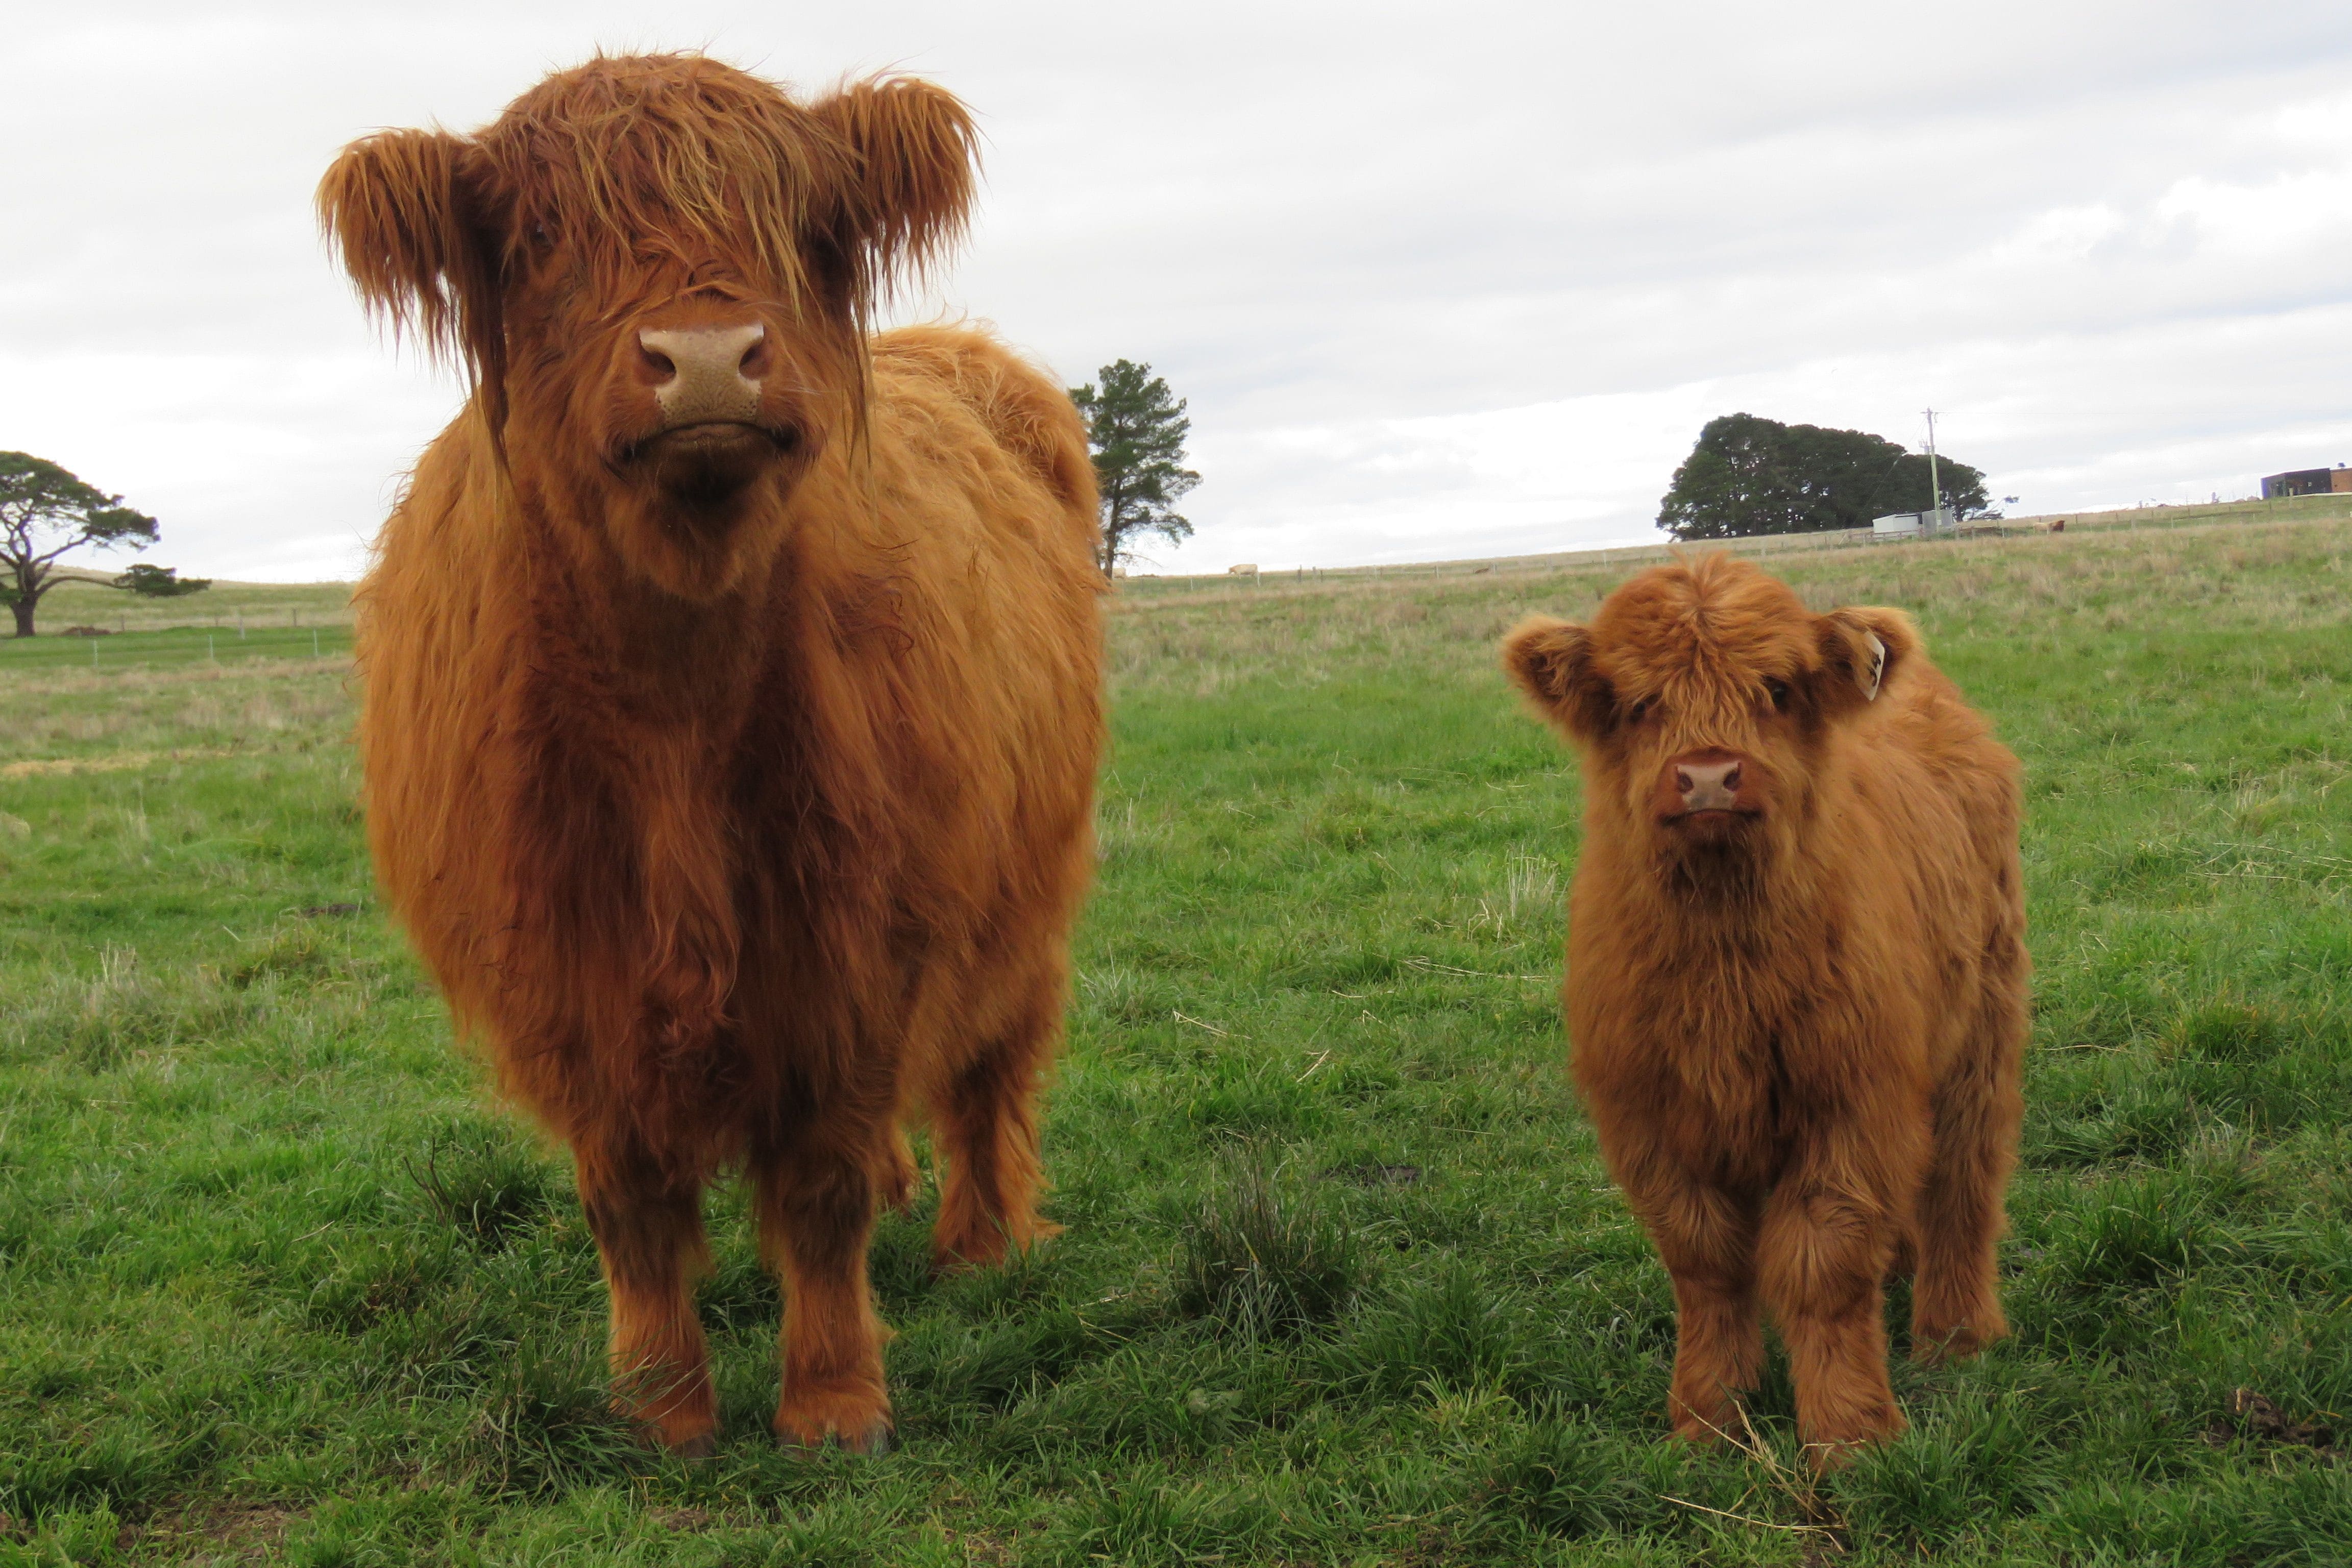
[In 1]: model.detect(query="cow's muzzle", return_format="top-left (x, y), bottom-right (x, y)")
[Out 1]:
top-left (1654, 747), bottom-right (1764, 830)
top-left (639, 323), bottom-right (768, 427)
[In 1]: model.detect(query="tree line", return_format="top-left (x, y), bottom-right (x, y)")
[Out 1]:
top-left (1659, 413), bottom-right (1991, 541)
top-left (1, 354), bottom-right (1210, 636)
top-left (12, 394), bottom-right (1992, 618)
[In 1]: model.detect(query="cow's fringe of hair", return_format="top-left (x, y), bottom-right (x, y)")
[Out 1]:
top-left (318, 54), bottom-right (980, 437)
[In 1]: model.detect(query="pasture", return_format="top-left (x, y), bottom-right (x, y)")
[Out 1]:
top-left (2, 519), bottom-right (2349, 1565)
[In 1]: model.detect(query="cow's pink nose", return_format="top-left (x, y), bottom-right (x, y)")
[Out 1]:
top-left (1675, 758), bottom-right (1742, 811)
top-left (636, 323), bottom-right (766, 426)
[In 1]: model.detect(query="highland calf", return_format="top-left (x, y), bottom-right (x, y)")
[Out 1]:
top-left (1503, 555), bottom-right (2026, 1462)
top-left (321, 56), bottom-right (1104, 1454)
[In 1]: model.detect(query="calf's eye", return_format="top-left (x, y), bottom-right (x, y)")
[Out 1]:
top-left (1625, 697), bottom-right (1652, 724)
top-left (1764, 678), bottom-right (1791, 711)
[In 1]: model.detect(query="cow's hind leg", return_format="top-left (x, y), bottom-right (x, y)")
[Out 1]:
top-left (1913, 979), bottom-right (2026, 1362)
top-left (577, 1150), bottom-right (715, 1455)
top-left (929, 988), bottom-right (1062, 1273)
top-left (753, 1129), bottom-right (894, 1452)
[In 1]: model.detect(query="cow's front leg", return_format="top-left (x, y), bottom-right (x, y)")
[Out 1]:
top-left (576, 1148), bottom-right (715, 1455)
top-left (752, 1128), bottom-right (893, 1452)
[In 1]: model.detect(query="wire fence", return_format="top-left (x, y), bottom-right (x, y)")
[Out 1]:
top-left (0, 623), bottom-right (350, 676)
top-left (1116, 493), bottom-right (2352, 598)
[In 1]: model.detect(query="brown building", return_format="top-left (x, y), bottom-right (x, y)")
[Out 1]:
top-left (2260, 466), bottom-right (2352, 499)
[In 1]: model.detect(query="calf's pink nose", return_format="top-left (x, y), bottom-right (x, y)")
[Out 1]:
top-left (637, 323), bottom-right (766, 426)
top-left (1676, 757), bottom-right (1742, 811)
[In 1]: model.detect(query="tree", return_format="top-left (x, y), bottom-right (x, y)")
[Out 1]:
top-left (116, 563), bottom-right (211, 598)
top-left (1657, 413), bottom-right (1990, 541)
top-left (1069, 360), bottom-right (1200, 575)
top-left (0, 452), bottom-right (168, 636)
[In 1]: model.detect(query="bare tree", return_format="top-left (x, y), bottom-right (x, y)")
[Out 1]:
top-left (0, 452), bottom-right (175, 636)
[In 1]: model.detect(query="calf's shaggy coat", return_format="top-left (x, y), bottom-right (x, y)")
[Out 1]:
top-left (1504, 555), bottom-right (2026, 1460)
top-left (321, 55), bottom-right (1104, 1453)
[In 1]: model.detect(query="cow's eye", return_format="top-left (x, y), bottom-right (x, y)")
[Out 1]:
top-left (1764, 678), bottom-right (1792, 712)
top-left (1625, 697), bottom-right (1652, 724)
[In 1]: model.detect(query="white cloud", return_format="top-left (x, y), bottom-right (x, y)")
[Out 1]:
top-left (3, 1), bottom-right (2349, 579)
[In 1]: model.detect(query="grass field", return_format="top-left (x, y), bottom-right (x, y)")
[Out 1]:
top-left (3, 519), bottom-right (2350, 1565)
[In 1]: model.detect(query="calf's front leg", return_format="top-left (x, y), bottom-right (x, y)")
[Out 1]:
top-left (577, 1152), bottom-right (716, 1455)
top-left (1757, 1171), bottom-right (1905, 1464)
top-left (753, 1132), bottom-right (893, 1452)
top-left (1613, 1148), bottom-right (1765, 1445)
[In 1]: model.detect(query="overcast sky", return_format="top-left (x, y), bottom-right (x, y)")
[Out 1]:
top-left (6, 1), bottom-right (2350, 580)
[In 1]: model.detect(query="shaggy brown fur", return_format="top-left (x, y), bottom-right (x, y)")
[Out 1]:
top-left (1503, 555), bottom-right (2026, 1464)
top-left (321, 55), bottom-right (1104, 1455)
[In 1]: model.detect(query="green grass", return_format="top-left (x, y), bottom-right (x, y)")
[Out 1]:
top-left (2, 519), bottom-right (2349, 1563)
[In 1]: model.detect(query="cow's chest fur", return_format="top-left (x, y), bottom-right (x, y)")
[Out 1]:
top-left (1575, 881), bottom-right (1864, 1191)
top-left (497, 662), bottom-right (814, 1101)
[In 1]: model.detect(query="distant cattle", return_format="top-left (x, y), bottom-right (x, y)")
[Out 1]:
top-left (1503, 555), bottom-right (2026, 1463)
top-left (321, 54), bottom-right (1105, 1454)
top-left (1228, 563), bottom-right (1260, 576)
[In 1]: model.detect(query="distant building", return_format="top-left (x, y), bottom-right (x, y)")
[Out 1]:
top-left (2260, 466), bottom-right (2352, 499)
top-left (1872, 507), bottom-right (1956, 539)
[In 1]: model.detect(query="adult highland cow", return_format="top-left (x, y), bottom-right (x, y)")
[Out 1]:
top-left (320, 55), bottom-right (1105, 1454)
top-left (1502, 555), bottom-right (2026, 1463)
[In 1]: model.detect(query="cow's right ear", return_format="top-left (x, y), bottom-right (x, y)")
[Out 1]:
top-left (317, 129), bottom-right (504, 392)
top-left (1503, 616), bottom-right (1613, 739)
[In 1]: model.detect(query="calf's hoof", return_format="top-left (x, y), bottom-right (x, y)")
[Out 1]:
top-left (931, 1218), bottom-right (1062, 1278)
top-left (1913, 1317), bottom-right (2006, 1365)
top-left (1670, 1401), bottom-right (1743, 1448)
top-left (1800, 1403), bottom-right (1906, 1469)
top-left (775, 1383), bottom-right (895, 1455)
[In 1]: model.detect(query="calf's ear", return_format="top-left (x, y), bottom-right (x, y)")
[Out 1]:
top-left (317, 129), bottom-right (504, 394)
top-left (1816, 606), bottom-right (1918, 706)
top-left (813, 77), bottom-right (981, 299)
top-left (1503, 616), bottom-right (1613, 739)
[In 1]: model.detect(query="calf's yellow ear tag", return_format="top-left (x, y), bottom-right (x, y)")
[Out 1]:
top-left (1863, 632), bottom-right (1886, 701)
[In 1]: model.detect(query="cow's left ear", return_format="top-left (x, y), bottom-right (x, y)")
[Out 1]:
top-left (812, 76), bottom-right (980, 298)
top-left (1815, 606), bottom-right (1918, 706)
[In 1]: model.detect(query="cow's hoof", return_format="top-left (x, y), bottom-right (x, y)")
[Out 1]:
top-left (775, 1387), bottom-right (895, 1455)
top-left (667, 1431), bottom-right (718, 1460)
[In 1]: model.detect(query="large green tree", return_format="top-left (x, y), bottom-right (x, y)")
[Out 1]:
top-left (1069, 360), bottom-right (1201, 575)
top-left (1657, 413), bottom-right (1990, 541)
top-left (0, 452), bottom-right (182, 635)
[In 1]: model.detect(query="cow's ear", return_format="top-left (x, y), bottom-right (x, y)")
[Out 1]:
top-left (1816, 606), bottom-right (1918, 707)
top-left (812, 76), bottom-right (979, 298)
top-left (317, 129), bottom-right (504, 395)
top-left (1503, 616), bottom-right (1615, 740)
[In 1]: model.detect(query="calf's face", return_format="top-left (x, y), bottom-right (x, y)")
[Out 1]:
top-left (320, 55), bottom-right (976, 599)
top-left (1504, 556), bottom-right (1912, 880)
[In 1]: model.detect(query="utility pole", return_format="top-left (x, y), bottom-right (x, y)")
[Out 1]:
top-left (1923, 408), bottom-right (1944, 523)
